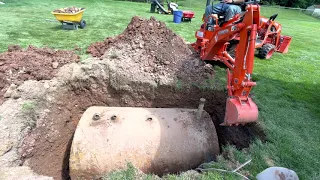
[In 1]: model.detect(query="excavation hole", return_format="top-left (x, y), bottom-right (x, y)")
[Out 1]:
top-left (17, 16), bottom-right (266, 179)
top-left (19, 81), bottom-right (265, 179)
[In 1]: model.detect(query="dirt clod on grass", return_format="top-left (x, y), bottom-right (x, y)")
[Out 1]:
top-left (0, 45), bottom-right (80, 104)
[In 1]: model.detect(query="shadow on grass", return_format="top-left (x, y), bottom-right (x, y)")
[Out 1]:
top-left (253, 74), bottom-right (320, 120)
top-left (49, 25), bottom-right (63, 31)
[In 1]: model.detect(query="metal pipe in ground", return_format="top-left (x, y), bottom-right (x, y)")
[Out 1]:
top-left (197, 98), bottom-right (206, 120)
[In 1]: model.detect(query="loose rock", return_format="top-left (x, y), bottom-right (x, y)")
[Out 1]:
top-left (52, 62), bottom-right (59, 69)
top-left (256, 167), bottom-right (299, 180)
top-left (12, 91), bottom-right (20, 99)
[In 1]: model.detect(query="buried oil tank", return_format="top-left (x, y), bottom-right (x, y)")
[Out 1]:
top-left (69, 106), bottom-right (220, 179)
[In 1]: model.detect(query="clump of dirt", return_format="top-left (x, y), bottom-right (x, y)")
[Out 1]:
top-left (211, 112), bottom-right (267, 149)
top-left (8, 45), bottom-right (22, 52)
top-left (53, 6), bottom-right (84, 14)
top-left (0, 45), bottom-right (80, 104)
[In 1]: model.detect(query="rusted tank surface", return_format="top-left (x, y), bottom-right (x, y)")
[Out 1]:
top-left (69, 107), bottom-right (219, 179)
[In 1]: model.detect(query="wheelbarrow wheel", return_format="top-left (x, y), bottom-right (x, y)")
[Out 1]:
top-left (80, 19), bottom-right (86, 29)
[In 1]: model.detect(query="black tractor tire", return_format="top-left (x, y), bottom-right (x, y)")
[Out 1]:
top-left (79, 20), bottom-right (86, 29)
top-left (258, 43), bottom-right (276, 59)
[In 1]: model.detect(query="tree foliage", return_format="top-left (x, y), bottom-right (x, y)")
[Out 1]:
top-left (262, 0), bottom-right (320, 8)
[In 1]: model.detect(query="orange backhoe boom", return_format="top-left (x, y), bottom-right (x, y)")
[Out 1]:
top-left (192, 5), bottom-right (261, 126)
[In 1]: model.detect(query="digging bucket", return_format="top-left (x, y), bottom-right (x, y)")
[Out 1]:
top-left (69, 107), bottom-right (219, 179)
top-left (222, 97), bottom-right (259, 126)
top-left (277, 35), bottom-right (292, 53)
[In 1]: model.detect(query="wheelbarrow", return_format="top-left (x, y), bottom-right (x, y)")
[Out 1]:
top-left (51, 8), bottom-right (86, 30)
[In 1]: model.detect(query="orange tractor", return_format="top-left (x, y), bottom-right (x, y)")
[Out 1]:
top-left (192, 3), bottom-right (292, 125)
top-left (257, 14), bottom-right (292, 59)
top-left (198, 3), bottom-right (292, 60)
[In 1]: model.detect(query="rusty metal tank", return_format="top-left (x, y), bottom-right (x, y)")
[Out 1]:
top-left (69, 106), bottom-right (219, 179)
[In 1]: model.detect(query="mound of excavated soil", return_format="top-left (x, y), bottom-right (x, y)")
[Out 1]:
top-left (87, 16), bottom-right (211, 88)
top-left (0, 45), bottom-right (80, 104)
top-left (88, 16), bottom-right (188, 60)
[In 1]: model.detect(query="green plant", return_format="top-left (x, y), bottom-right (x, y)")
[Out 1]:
top-left (21, 101), bottom-right (37, 128)
top-left (22, 101), bottom-right (36, 112)
top-left (102, 163), bottom-right (136, 180)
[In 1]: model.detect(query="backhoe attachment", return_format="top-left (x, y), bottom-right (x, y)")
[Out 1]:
top-left (224, 97), bottom-right (258, 126)
top-left (192, 5), bottom-right (261, 126)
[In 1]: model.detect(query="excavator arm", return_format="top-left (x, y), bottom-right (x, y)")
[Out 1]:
top-left (192, 5), bottom-right (261, 125)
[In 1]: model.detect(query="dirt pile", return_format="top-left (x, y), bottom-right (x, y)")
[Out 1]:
top-left (88, 16), bottom-right (188, 59)
top-left (0, 45), bottom-right (80, 104)
top-left (87, 16), bottom-right (211, 89)
top-left (53, 6), bottom-right (84, 14)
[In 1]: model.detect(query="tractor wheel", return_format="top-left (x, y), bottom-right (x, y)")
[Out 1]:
top-left (79, 20), bottom-right (86, 29)
top-left (258, 43), bottom-right (276, 59)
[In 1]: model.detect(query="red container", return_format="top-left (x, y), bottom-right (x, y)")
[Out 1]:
top-left (182, 11), bottom-right (195, 19)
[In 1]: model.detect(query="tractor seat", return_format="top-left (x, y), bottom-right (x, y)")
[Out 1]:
top-left (210, 14), bottom-right (225, 26)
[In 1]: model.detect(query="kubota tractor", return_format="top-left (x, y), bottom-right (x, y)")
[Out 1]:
top-left (192, 2), bottom-right (291, 125)
top-left (201, 1), bottom-right (292, 59)
top-left (256, 14), bottom-right (292, 59)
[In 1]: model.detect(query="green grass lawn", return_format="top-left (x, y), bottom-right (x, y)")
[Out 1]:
top-left (1, 0), bottom-right (320, 179)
